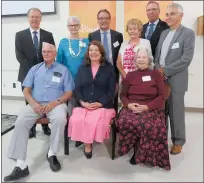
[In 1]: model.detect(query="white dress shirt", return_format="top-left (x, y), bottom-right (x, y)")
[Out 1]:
top-left (30, 27), bottom-right (40, 44)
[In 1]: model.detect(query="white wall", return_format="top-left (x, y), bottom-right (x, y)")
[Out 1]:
top-left (1, 1), bottom-right (203, 109)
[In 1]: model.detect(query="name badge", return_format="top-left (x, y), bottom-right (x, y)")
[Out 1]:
top-left (142, 76), bottom-right (151, 82)
top-left (171, 42), bottom-right (179, 49)
top-left (52, 76), bottom-right (60, 83)
top-left (113, 41), bottom-right (119, 48)
top-left (79, 41), bottom-right (86, 47)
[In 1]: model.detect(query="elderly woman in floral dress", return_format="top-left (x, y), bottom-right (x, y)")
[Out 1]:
top-left (116, 46), bottom-right (171, 170)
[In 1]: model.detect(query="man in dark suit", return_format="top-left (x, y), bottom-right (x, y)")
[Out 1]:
top-left (141, 1), bottom-right (169, 58)
top-left (15, 8), bottom-right (55, 138)
top-left (88, 9), bottom-right (123, 83)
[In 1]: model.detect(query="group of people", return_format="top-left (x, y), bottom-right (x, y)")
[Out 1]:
top-left (4, 1), bottom-right (195, 182)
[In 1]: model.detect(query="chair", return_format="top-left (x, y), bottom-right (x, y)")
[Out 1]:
top-left (35, 115), bottom-right (69, 155)
top-left (110, 83), bottom-right (171, 160)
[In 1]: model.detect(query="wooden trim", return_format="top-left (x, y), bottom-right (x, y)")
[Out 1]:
top-left (185, 107), bottom-right (204, 113)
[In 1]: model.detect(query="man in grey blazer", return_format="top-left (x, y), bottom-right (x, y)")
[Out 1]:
top-left (154, 3), bottom-right (195, 154)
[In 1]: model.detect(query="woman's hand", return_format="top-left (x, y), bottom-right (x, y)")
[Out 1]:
top-left (122, 71), bottom-right (126, 79)
top-left (90, 102), bottom-right (102, 110)
top-left (80, 100), bottom-right (93, 110)
top-left (133, 105), bottom-right (149, 113)
top-left (80, 101), bottom-right (102, 110)
top-left (127, 103), bottom-right (139, 111)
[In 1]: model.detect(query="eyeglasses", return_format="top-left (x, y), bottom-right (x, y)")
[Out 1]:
top-left (146, 8), bottom-right (159, 12)
top-left (98, 17), bottom-right (110, 21)
top-left (165, 12), bottom-right (179, 17)
top-left (68, 24), bottom-right (79, 28)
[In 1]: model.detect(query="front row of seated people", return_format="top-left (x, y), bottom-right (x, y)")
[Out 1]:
top-left (4, 42), bottom-right (170, 182)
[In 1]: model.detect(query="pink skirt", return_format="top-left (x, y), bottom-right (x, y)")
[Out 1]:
top-left (68, 107), bottom-right (116, 143)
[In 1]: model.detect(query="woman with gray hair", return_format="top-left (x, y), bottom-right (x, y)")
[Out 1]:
top-left (116, 47), bottom-right (171, 170)
top-left (57, 16), bottom-right (89, 115)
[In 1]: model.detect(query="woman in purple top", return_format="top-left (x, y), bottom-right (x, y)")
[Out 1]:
top-left (116, 46), bottom-right (171, 170)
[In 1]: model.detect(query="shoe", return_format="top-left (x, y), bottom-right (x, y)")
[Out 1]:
top-left (29, 125), bottom-right (36, 138)
top-left (4, 166), bottom-right (29, 181)
top-left (83, 146), bottom-right (92, 159)
top-left (75, 141), bottom-right (83, 147)
top-left (47, 154), bottom-right (61, 172)
top-left (129, 154), bottom-right (136, 165)
top-left (170, 145), bottom-right (182, 154)
top-left (42, 124), bottom-right (51, 136)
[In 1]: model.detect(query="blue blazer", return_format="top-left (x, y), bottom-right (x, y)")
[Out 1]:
top-left (74, 62), bottom-right (116, 109)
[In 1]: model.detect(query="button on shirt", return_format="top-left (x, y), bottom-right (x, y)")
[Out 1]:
top-left (145, 19), bottom-right (159, 39)
top-left (22, 62), bottom-right (75, 104)
top-left (100, 29), bottom-right (113, 64)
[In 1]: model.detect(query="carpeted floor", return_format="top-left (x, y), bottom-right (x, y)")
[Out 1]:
top-left (1, 114), bottom-right (17, 135)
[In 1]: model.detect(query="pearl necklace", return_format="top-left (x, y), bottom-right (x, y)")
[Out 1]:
top-left (68, 38), bottom-right (83, 58)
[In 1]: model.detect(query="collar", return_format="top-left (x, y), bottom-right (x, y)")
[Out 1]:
top-left (148, 19), bottom-right (159, 26)
top-left (100, 29), bottom-right (110, 34)
top-left (44, 60), bottom-right (57, 69)
top-left (30, 27), bottom-right (40, 34)
top-left (137, 68), bottom-right (149, 72)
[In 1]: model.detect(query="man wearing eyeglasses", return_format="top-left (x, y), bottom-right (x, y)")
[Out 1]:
top-left (88, 9), bottom-right (123, 84)
top-left (141, 1), bottom-right (169, 58)
top-left (154, 3), bottom-right (195, 155)
top-left (15, 8), bottom-right (55, 138)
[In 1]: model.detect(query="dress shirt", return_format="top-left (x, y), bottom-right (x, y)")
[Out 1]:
top-left (145, 19), bottom-right (160, 39)
top-left (100, 29), bottom-right (113, 64)
top-left (30, 27), bottom-right (40, 44)
top-left (23, 61), bottom-right (75, 104)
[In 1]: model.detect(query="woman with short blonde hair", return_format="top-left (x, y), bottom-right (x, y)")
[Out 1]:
top-left (117, 18), bottom-right (152, 79)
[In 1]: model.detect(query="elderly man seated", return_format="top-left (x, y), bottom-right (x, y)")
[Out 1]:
top-left (4, 43), bottom-right (74, 182)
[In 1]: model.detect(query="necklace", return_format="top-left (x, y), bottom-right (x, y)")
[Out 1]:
top-left (68, 38), bottom-right (83, 58)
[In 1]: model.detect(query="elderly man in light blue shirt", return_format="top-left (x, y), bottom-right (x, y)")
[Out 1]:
top-left (4, 43), bottom-right (75, 182)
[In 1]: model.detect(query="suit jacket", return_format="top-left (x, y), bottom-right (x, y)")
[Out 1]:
top-left (141, 19), bottom-right (169, 58)
top-left (74, 62), bottom-right (116, 108)
top-left (154, 25), bottom-right (195, 92)
top-left (15, 28), bottom-right (55, 83)
top-left (88, 29), bottom-right (123, 82)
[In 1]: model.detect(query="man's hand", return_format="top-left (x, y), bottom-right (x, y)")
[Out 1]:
top-left (43, 101), bottom-right (59, 114)
top-left (127, 103), bottom-right (139, 111)
top-left (31, 102), bottom-right (44, 115)
top-left (133, 105), bottom-right (148, 113)
top-left (158, 67), bottom-right (164, 76)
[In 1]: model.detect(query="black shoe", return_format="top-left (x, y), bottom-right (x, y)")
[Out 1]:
top-left (42, 124), bottom-right (51, 136)
top-left (83, 146), bottom-right (92, 159)
top-left (75, 141), bottom-right (83, 147)
top-left (4, 166), bottom-right (29, 181)
top-left (29, 125), bottom-right (36, 138)
top-left (47, 154), bottom-right (61, 172)
top-left (129, 154), bottom-right (136, 165)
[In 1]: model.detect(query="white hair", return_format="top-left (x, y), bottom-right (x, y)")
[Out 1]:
top-left (167, 3), bottom-right (183, 13)
top-left (134, 45), bottom-right (154, 69)
top-left (67, 16), bottom-right (80, 25)
top-left (42, 42), bottom-right (56, 51)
